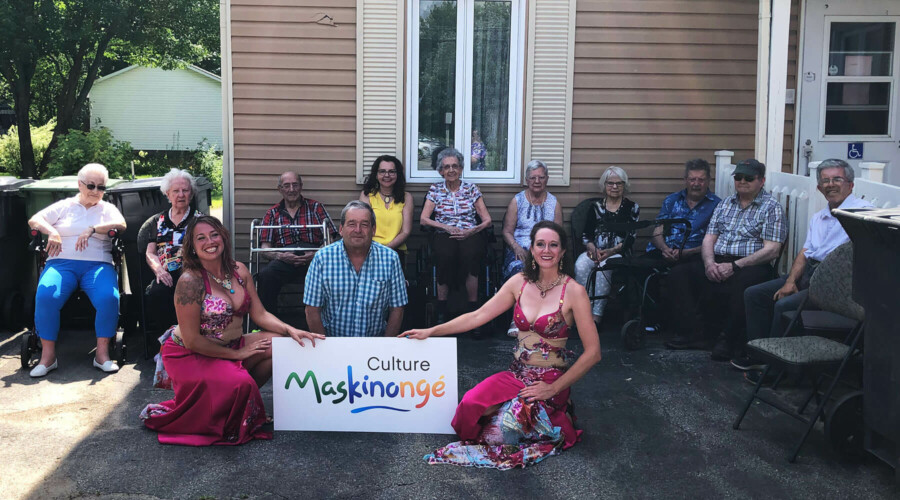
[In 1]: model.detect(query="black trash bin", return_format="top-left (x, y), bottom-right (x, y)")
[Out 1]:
top-left (0, 176), bottom-right (34, 330)
top-left (834, 207), bottom-right (900, 476)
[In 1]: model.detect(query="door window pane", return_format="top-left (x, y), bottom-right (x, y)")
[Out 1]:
top-left (827, 22), bottom-right (894, 76)
top-left (417, 1), bottom-right (457, 171)
top-left (825, 82), bottom-right (891, 135)
top-left (470, 1), bottom-right (511, 172)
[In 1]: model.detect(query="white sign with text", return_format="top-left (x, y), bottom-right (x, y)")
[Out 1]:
top-left (272, 337), bottom-right (458, 434)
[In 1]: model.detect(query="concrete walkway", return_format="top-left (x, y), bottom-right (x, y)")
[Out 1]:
top-left (1, 326), bottom-right (896, 499)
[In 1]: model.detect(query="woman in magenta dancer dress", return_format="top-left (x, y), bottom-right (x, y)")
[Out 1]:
top-left (141, 216), bottom-right (323, 446)
top-left (401, 221), bottom-right (601, 469)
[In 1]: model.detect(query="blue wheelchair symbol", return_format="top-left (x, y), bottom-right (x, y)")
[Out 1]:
top-left (847, 143), bottom-right (863, 160)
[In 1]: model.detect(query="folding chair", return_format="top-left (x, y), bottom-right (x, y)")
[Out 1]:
top-left (732, 242), bottom-right (864, 462)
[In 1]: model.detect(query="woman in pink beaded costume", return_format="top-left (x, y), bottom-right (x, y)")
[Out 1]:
top-left (401, 221), bottom-right (601, 469)
top-left (141, 216), bottom-right (323, 446)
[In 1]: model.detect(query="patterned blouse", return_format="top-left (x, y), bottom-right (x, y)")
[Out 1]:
top-left (581, 197), bottom-right (640, 250)
top-left (425, 180), bottom-right (483, 231)
top-left (154, 209), bottom-right (203, 272)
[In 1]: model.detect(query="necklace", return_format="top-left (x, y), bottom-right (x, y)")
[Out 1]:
top-left (208, 270), bottom-right (235, 294)
top-left (534, 274), bottom-right (565, 298)
top-left (380, 190), bottom-right (393, 205)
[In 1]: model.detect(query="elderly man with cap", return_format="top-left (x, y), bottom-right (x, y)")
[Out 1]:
top-left (665, 159), bottom-right (786, 361)
top-left (731, 158), bottom-right (873, 372)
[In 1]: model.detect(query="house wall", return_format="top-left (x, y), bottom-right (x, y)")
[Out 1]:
top-left (230, 0), bottom-right (799, 259)
top-left (90, 67), bottom-right (223, 151)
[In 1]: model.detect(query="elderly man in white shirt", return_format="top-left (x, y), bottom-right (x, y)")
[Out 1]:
top-left (732, 159), bottom-right (872, 371)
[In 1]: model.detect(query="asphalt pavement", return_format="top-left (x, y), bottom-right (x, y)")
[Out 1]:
top-left (1, 324), bottom-right (897, 499)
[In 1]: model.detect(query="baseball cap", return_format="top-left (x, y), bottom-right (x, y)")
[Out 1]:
top-left (734, 159), bottom-right (765, 178)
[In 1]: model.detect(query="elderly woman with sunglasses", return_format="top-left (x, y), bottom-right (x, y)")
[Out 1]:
top-left (574, 166), bottom-right (639, 328)
top-left (27, 163), bottom-right (127, 377)
top-left (421, 147), bottom-right (492, 329)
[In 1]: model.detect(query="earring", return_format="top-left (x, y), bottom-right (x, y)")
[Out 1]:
top-left (558, 259), bottom-right (563, 271)
top-left (531, 259), bottom-right (536, 270)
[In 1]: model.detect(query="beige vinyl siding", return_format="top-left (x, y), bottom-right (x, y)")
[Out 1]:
top-left (230, 0), bottom-right (358, 257)
top-left (230, 0), bottom-right (801, 259)
top-left (569, 0), bottom-right (761, 220)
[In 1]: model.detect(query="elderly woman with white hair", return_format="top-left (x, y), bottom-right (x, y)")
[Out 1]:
top-left (27, 163), bottom-right (127, 377)
top-left (421, 147), bottom-right (492, 332)
top-left (574, 166), bottom-right (639, 327)
top-left (143, 168), bottom-right (205, 338)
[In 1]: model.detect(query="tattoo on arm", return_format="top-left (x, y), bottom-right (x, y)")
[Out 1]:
top-left (175, 274), bottom-right (205, 306)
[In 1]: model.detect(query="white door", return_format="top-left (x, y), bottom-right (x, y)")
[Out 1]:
top-left (798, 0), bottom-right (900, 185)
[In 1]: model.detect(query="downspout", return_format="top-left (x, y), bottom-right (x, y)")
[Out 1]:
top-left (220, 0), bottom-right (236, 238)
top-left (755, 0), bottom-right (772, 162)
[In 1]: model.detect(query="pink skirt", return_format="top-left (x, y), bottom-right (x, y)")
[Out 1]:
top-left (140, 336), bottom-right (272, 446)
top-left (451, 368), bottom-right (581, 450)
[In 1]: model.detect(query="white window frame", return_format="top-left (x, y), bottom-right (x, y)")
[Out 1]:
top-left (818, 16), bottom-right (900, 141)
top-left (406, 0), bottom-right (526, 184)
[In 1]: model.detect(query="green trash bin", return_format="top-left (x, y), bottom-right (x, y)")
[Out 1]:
top-left (0, 176), bottom-right (34, 330)
top-left (21, 176), bottom-right (127, 218)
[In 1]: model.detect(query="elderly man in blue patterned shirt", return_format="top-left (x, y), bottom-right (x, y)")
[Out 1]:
top-left (665, 159), bottom-right (786, 361)
top-left (304, 201), bottom-right (407, 337)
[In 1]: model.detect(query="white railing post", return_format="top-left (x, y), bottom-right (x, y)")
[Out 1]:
top-left (714, 150), bottom-right (735, 197)
top-left (859, 162), bottom-right (886, 183)
top-left (807, 160), bottom-right (822, 179)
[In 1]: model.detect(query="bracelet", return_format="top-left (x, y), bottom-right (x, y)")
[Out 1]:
top-left (89, 226), bottom-right (96, 235)
top-left (731, 261), bottom-right (741, 273)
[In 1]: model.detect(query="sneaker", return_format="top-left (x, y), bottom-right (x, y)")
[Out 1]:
top-left (730, 355), bottom-right (765, 371)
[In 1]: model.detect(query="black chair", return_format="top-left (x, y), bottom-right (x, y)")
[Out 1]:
top-left (20, 228), bottom-right (128, 369)
top-left (416, 195), bottom-right (500, 328)
top-left (733, 242), bottom-right (865, 462)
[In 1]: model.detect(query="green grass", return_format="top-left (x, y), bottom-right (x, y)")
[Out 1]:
top-left (211, 194), bottom-right (222, 210)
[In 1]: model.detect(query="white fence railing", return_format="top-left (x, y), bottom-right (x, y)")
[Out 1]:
top-left (713, 150), bottom-right (900, 274)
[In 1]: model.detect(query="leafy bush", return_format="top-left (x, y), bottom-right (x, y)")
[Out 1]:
top-left (44, 127), bottom-right (134, 178)
top-left (0, 120), bottom-right (55, 176)
top-left (190, 142), bottom-right (223, 196)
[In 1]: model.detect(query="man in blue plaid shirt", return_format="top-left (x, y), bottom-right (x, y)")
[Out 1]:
top-left (666, 159), bottom-right (786, 361)
top-left (304, 201), bottom-right (407, 337)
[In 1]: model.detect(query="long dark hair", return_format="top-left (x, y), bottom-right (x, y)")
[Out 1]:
top-left (362, 155), bottom-right (406, 202)
top-left (522, 221), bottom-right (573, 282)
top-left (181, 215), bottom-right (237, 273)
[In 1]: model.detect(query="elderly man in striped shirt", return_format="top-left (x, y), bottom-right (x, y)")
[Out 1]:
top-left (304, 201), bottom-right (408, 337)
top-left (665, 159), bottom-right (787, 361)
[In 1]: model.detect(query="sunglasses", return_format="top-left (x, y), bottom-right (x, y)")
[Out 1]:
top-left (733, 174), bottom-right (757, 182)
top-left (80, 180), bottom-right (107, 191)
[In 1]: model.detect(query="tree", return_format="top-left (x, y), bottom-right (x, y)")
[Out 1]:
top-left (0, 0), bottom-right (219, 179)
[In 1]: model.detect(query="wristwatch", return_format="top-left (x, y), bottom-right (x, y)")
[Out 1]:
top-left (89, 226), bottom-right (96, 235)
top-left (731, 261), bottom-right (741, 273)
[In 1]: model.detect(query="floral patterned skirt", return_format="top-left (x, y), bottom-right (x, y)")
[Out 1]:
top-left (425, 361), bottom-right (581, 470)
top-left (140, 334), bottom-right (272, 446)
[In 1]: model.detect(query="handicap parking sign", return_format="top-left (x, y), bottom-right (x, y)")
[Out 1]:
top-left (847, 142), bottom-right (863, 160)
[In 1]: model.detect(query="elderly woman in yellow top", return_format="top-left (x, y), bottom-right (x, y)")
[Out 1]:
top-left (27, 163), bottom-right (127, 377)
top-left (358, 155), bottom-right (413, 263)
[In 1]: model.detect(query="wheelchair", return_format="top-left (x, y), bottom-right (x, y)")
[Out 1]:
top-left (245, 219), bottom-right (334, 332)
top-left (571, 201), bottom-right (691, 350)
top-left (413, 215), bottom-right (503, 330)
top-left (20, 228), bottom-right (129, 370)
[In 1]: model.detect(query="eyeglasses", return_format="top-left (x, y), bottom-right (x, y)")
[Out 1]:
top-left (280, 182), bottom-right (302, 190)
top-left (527, 175), bottom-right (548, 182)
top-left (442, 164), bottom-right (462, 170)
top-left (733, 174), bottom-right (757, 182)
top-left (80, 180), bottom-right (107, 192)
top-left (377, 169), bottom-right (397, 176)
top-left (605, 181), bottom-right (625, 188)
top-left (819, 176), bottom-right (847, 186)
